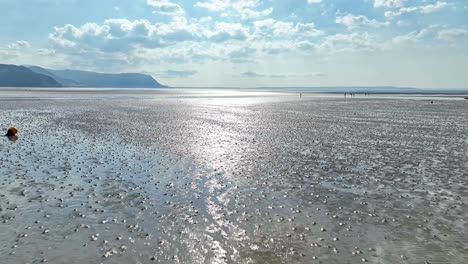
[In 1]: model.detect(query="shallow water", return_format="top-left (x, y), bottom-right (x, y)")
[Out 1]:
top-left (0, 90), bottom-right (467, 263)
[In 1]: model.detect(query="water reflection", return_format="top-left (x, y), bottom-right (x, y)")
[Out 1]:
top-left (180, 103), bottom-right (259, 263)
top-left (1, 96), bottom-right (467, 264)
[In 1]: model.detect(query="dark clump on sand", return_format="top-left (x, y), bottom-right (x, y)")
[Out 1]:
top-left (5, 127), bottom-right (18, 137)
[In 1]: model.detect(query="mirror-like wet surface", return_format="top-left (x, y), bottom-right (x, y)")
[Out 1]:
top-left (1, 90), bottom-right (467, 263)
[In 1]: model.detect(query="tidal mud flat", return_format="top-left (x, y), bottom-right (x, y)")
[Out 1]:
top-left (0, 91), bottom-right (467, 263)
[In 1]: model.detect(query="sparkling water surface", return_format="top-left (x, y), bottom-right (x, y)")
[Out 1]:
top-left (0, 89), bottom-right (467, 263)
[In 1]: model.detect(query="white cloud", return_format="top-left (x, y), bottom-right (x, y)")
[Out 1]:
top-left (336, 14), bottom-right (389, 30)
top-left (240, 70), bottom-right (325, 78)
top-left (159, 69), bottom-right (198, 78)
top-left (253, 18), bottom-right (275, 30)
top-left (385, 7), bottom-right (417, 18)
top-left (37, 48), bottom-right (56, 56)
top-left (147, 0), bottom-right (184, 15)
top-left (295, 40), bottom-right (316, 51)
top-left (47, 17), bottom-right (264, 70)
top-left (231, 0), bottom-right (260, 10)
top-left (195, 0), bottom-right (271, 20)
top-left (420, 1), bottom-right (448, 13)
top-left (254, 19), bottom-right (323, 38)
top-left (207, 22), bottom-right (250, 42)
top-left (49, 19), bottom-right (164, 52)
top-left (374, 0), bottom-right (403, 8)
top-left (385, 1), bottom-right (448, 18)
top-left (132, 42), bottom-right (219, 65)
top-left (391, 25), bottom-right (468, 46)
top-left (254, 40), bottom-right (294, 55)
top-left (316, 32), bottom-right (385, 54)
top-left (238, 7), bottom-right (273, 20)
top-left (228, 46), bottom-right (257, 63)
top-left (437, 28), bottom-right (468, 42)
top-left (53, 15), bottom-right (321, 68)
top-left (307, 0), bottom-right (322, 4)
top-left (195, 0), bottom-right (229, 12)
top-left (294, 32), bottom-right (386, 54)
top-left (49, 17), bottom-right (252, 55)
top-left (0, 50), bottom-right (19, 60)
top-left (7, 40), bottom-right (31, 49)
top-left (392, 25), bottom-right (439, 45)
top-left (271, 21), bottom-right (295, 36)
top-left (295, 22), bottom-right (323, 37)
top-left (241, 71), bottom-right (265, 77)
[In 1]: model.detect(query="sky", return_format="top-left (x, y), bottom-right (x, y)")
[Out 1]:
top-left (0, 0), bottom-right (467, 88)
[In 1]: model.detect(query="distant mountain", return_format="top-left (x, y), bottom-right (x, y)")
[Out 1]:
top-left (28, 66), bottom-right (167, 88)
top-left (0, 64), bottom-right (62, 87)
top-left (0, 64), bottom-right (166, 88)
top-left (28, 66), bottom-right (83, 87)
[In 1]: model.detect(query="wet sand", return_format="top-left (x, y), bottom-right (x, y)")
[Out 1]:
top-left (1, 90), bottom-right (467, 263)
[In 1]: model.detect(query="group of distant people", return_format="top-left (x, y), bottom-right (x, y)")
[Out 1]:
top-left (297, 92), bottom-right (372, 98)
top-left (344, 92), bottom-right (370, 98)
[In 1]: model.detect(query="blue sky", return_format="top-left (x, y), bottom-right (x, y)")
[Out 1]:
top-left (0, 0), bottom-right (467, 88)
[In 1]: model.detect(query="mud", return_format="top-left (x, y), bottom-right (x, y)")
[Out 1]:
top-left (0, 90), bottom-right (467, 263)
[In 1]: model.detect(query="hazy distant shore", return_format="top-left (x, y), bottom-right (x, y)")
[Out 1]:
top-left (1, 86), bottom-right (467, 93)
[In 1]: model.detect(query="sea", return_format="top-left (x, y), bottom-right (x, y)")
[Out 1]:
top-left (0, 88), bottom-right (467, 263)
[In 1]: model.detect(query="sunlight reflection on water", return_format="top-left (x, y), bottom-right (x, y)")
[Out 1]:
top-left (0, 93), bottom-right (467, 263)
top-left (0, 88), bottom-right (466, 103)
